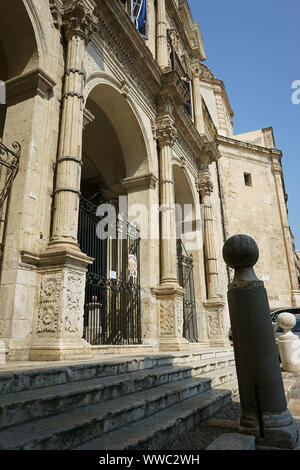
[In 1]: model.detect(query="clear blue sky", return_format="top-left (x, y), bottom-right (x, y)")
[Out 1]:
top-left (189, 0), bottom-right (300, 249)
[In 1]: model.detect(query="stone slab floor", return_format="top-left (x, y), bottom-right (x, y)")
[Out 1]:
top-left (163, 375), bottom-right (300, 450)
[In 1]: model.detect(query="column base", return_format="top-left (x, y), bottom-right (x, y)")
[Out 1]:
top-left (152, 284), bottom-right (189, 352)
top-left (240, 409), bottom-right (300, 450)
top-left (30, 247), bottom-right (93, 362)
top-left (204, 297), bottom-right (230, 348)
top-left (30, 337), bottom-right (92, 362)
top-left (159, 336), bottom-right (190, 352)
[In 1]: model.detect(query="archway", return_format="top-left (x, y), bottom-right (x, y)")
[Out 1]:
top-left (79, 83), bottom-right (150, 346)
top-left (0, 0), bottom-right (39, 277)
top-left (173, 164), bottom-right (200, 342)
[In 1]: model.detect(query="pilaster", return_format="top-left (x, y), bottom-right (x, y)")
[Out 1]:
top-left (197, 166), bottom-right (229, 347)
top-left (156, 0), bottom-right (169, 70)
top-left (191, 59), bottom-right (205, 135)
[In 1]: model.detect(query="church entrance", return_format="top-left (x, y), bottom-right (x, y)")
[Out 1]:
top-left (78, 83), bottom-right (147, 346)
top-left (78, 194), bottom-right (141, 346)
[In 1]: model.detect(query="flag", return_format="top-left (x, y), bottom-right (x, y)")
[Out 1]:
top-left (136, 0), bottom-right (146, 34)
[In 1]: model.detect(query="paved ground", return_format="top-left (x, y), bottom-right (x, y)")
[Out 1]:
top-left (164, 375), bottom-right (300, 450)
top-left (163, 397), bottom-right (242, 450)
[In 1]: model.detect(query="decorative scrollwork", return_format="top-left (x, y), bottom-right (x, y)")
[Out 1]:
top-left (0, 141), bottom-right (21, 170)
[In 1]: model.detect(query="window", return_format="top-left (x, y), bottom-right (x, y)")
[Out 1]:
top-left (244, 173), bottom-right (252, 187)
top-left (121, 0), bottom-right (148, 38)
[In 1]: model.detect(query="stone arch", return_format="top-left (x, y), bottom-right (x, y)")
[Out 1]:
top-left (84, 73), bottom-right (152, 184)
top-left (0, 0), bottom-right (41, 80)
top-left (173, 163), bottom-right (198, 240)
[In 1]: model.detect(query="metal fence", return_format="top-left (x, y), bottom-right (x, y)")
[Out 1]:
top-left (0, 141), bottom-right (20, 277)
top-left (78, 196), bottom-right (141, 345)
top-left (177, 239), bottom-right (198, 342)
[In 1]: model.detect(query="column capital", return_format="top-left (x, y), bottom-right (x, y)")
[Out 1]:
top-left (190, 59), bottom-right (201, 79)
top-left (62, 0), bottom-right (99, 44)
top-left (197, 169), bottom-right (214, 195)
top-left (156, 115), bottom-right (178, 147)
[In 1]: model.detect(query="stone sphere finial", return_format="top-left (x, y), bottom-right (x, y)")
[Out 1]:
top-left (223, 234), bottom-right (259, 269)
top-left (278, 312), bottom-right (296, 331)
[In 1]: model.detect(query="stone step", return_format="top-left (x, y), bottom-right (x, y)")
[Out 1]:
top-left (0, 376), bottom-right (213, 450)
top-left (189, 357), bottom-right (236, 377)
top-left (197, 366), bottom-right (237, 387)
top-left (215, 379), bottom-right (240, 399)
top-left (75, 389), bottom-right (232, 450)
top-left (0, 365), bottom-right (201, 430)
top-left (0, 355), bottom-right (174, 395)
top-left (0, 350), bottom-right (235, 396)
top-left (171, 349), bottom-right (234, 366)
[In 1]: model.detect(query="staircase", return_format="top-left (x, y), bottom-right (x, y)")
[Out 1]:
top-left (0, 348), bottom-right (236, 450)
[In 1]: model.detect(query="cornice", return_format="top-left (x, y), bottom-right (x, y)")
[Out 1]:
top-left (6, 68), bottom-right (56, 103)
top-left (218, 135), bottom-right (282, 158)
top-left (121, 173), bottom-right (158, 191)
top-left (174, 0), bottom-right (206, 61)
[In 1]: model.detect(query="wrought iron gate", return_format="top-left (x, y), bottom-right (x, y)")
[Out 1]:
top-left (0, 141), bottom-right (21, 276)
top-left (78, 196), bottom-right (141, 345)
top-left (177, 240), bottom-right (198, 342)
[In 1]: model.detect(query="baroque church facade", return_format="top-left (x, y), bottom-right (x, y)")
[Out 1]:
top-left (0, 0), bottom-right (299, 362)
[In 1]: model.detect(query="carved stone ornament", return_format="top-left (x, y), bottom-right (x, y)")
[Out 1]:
top-left (62, 0), bottom-right (99, 44)
top-left (190, 60), bottom-right (201, 79)
top-left (160, 299), bottom-right (176, 335)
top-left (36, 273), bottom-right (61, 334)
top-left (208, 311), bottom-right (225, 337)
top-left (64, 271), bottom-right (85, 333)
top-left (197, 170), bottom-right (214, 195)
top-left (50, 0), bottom-right (62, 29)
top-left (156, 117), bottom-right (178, 147)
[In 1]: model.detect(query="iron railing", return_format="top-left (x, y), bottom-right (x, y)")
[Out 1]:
top-left (177, 239), bottom-right (198, 342)
top-left (78, 196), bottom-right (141, 346)
top-left (0, 141), bottom-right (21, 275)
top-left (169, 44), bottom-right (193, 119)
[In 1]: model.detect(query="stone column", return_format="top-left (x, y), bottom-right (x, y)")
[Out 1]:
top-left (30, 1), bottom-right (98, 361)
top-left (190, 60), bottom-right (205, 135)
top-left (156, 0), bottom-right (169, 70)
top-left (156, 115), bottom-right (178, 286)
top-left (153, 114), bottom-right (188, 351)
top-left (198, 169), bottom-right (219, 299)
top-left (198, 168), bottom-right (229, 347)
top-left (51, 0), bottom-right (98, 250)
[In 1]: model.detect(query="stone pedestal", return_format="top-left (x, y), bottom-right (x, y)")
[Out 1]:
top-left (277, 312), bottom-right (300, 374)
top-left (153, 285), bottom-right (189, 352)
top-left (30, 249), bottom-right (93, 361)
top-left (204, 298), bottom-right (230, 348)
top-left (223, 234), bottom-right (300, 450)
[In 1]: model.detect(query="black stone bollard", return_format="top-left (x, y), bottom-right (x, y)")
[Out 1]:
top-left (223, 234), bottom-right (299, 449)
